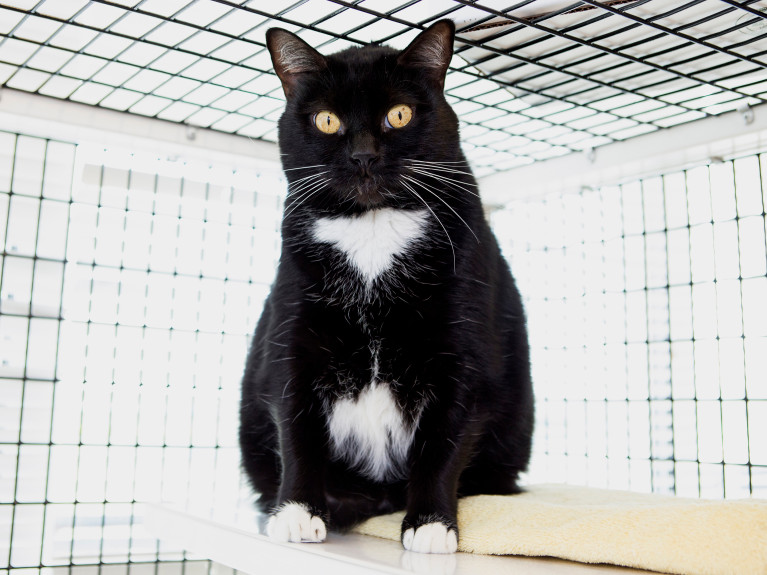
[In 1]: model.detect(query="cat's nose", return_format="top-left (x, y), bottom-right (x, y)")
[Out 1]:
top-left (351, 151), bottom-right (379, 175)
top-left (350, 131), bottom-right (379, 176)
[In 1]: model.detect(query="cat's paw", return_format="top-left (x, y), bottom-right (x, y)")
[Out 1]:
top-left (266, 502), bottom-right (327, 543)
top-left (402, 522), bottom-right (458, 554)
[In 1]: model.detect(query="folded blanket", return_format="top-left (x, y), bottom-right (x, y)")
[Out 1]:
top-left (353, 484), bottom-right (767, 575)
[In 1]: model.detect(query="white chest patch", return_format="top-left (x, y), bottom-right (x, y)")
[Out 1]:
top-left (313, 208), bottom-right (429, 283)
top-left (327, 381), bottom-right (415, 482)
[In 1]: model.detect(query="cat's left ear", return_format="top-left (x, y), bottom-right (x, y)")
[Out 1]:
top-left (266, 27), bottom-right (328, 100)
top-left (397, 19), bottom-right (455, 91)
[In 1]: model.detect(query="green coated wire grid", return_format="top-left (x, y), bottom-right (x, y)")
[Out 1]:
top-left (1, 0), bottom-right (766, 177)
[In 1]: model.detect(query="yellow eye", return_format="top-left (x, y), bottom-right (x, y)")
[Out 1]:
top-left (386, 104), bottom-right (413, 129)
top-left (314, 110), bottom-right (341, 134)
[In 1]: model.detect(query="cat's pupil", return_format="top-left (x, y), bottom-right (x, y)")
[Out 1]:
top-left (398, 111), bottom-right (402, 121)
top-left (326, 116), bottom-right (330, 125)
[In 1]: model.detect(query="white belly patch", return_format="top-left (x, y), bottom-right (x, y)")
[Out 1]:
top-left (327, 382), bottom-right (415, 482)
top-left (312, 207), bottom-right (428, 284)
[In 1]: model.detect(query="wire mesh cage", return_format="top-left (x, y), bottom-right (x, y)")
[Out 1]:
top-left (493, 155), bottom-right (767, 498)
top-left (1, 1), bottom-right (767, 574)
top-left (0, 133), bottom-right (285, 572)
top-left (1, 0), bottom-right (766, 176)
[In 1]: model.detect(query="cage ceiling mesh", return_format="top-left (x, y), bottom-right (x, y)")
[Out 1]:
top-left (1, 0), bottom-right (766, 177)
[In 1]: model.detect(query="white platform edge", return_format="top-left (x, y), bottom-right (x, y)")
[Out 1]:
top-left (145, 503), bottom-right (404, 575)
top-left (144, 503), bottom-right (657, 575)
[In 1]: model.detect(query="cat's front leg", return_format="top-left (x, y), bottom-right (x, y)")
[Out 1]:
top-left (401, 478), bottom-right (460, 554)
top-left (266, 396), bottom-right (329, 543)
top-left (400, 404), bottom-right (476, 554)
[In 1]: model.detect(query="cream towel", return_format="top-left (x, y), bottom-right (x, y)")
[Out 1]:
top-left (353, 484), bottom-right (767, 575)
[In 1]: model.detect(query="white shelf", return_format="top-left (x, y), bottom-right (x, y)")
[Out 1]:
top-left (145, 503), bottom-right (657, 575)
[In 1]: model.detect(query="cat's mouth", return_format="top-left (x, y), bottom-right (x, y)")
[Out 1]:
top-left (354, 177), bottom-right (386, 208)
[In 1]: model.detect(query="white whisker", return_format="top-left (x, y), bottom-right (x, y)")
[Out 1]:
top-left (283, 179), bottom-right (330, 220)
top-left (288, 176), bottom-right (328, 201)
top-left (408, 168), bottom-right (479, 193)
top-left (406, 159), bottom-right (471, 167)
top-left (398, 177), bottom-right (456, 272)
top-left (407, 159), bottom-right (469, 165)
top-left (402, 175), bottom-right (479, 244)
top-left (407, 163), bottom-right (475, 178)
top-left (288, 179), bottom-right (325, 199)
top-left (288, 171), bottom-right (329, 190)
top-left (288, 178), bottom-right (327, 203)
top-left (282, 164), bottom-right (327, 172)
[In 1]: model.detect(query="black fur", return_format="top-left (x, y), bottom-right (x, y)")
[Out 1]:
top-left (239, 20), bottom-right (534, 549)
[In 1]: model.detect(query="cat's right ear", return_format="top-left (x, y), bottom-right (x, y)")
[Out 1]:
top-left (266, 28), bottom-right (327, 100)
top-left (397, 19), bottom-right (455, 91)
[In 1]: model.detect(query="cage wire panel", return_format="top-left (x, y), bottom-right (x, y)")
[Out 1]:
top-left (0, 0), bottom-right (767, 176)
top-left (492, 155), bottom-right (767, 498)
top-left (2, 128), bottom-right (766, 574)
top-left (1, 0), bottom-right (767, 574)
top-left (0, 131), bottom-right (285, 572)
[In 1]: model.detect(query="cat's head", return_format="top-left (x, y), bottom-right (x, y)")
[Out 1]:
top-left (266, 20), bottom-right (469, 216)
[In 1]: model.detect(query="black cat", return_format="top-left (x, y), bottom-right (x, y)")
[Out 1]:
top-left (239, 19), bottom-right (533, 554)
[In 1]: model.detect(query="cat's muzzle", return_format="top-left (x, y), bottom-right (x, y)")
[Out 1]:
top-left (355, 177), bottom-right (386, 208)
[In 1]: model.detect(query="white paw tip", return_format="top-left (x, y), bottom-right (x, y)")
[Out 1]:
top-left (266, 502), bottom-right (327, 543)
top-left (402, 522), bottom-right (458, 554)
